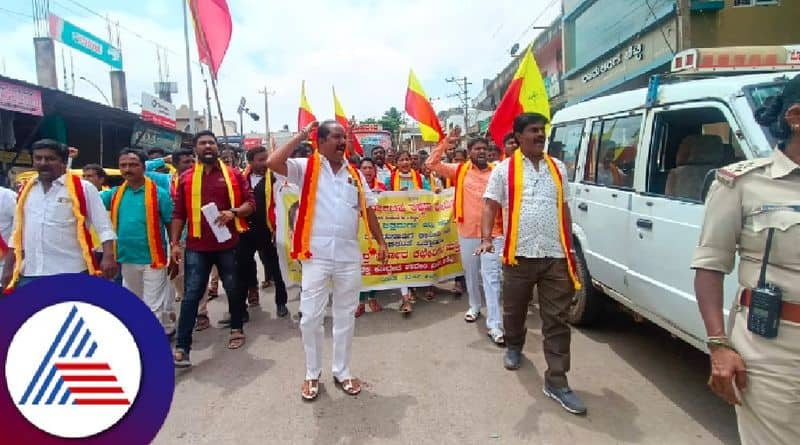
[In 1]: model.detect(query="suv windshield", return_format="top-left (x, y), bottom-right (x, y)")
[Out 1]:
top-left (744, 80), bottom-right (788, 152)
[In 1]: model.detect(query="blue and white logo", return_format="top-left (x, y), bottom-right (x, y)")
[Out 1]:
top-left (6, 302), bottom-right (141, 438)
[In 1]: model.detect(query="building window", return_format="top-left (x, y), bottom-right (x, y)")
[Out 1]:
top-left (733, 0), bottom-right (779, 6)
top-left (565, 0), bottom-right (673, 72)
top-left (583, 115), bottom-right (642, 188)
top-left (548, 122), bottom-right (584, 181)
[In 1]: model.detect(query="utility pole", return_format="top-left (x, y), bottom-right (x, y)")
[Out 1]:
top-left (677, 0), bottom-right (692, 51)
top-left (182, 0), bottom-right (196, 133)
top-left (446, 76), bottom-right (472, 134)
top-left (258, 86), bottom-right (275, 145)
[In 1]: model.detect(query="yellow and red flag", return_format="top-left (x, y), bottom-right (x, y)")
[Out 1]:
top-left (405, 69), bottom-right (444, 143)
top-left (189, 0), bottom-right (232, 79)
top-left (488, 45), bottom-right (551, 148)
top-left (298, 80), bottom-right (317, 146)
top-left (333, 87), bottom-right (364, 156)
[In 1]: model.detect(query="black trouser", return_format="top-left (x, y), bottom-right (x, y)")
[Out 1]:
top-left (176, 248), bottom-right (243, 353)
top-left (236, 231), bottom-right (287, 306)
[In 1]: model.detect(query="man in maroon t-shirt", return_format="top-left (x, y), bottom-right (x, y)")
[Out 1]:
top-left (170, 130), bottom-right (255, 368)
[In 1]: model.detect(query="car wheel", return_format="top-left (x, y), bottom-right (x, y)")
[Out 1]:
top-left (567, 243), bottom-right (606, 326)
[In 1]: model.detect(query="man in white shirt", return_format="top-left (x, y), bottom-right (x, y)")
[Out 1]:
top-left (1, 139), bottom-right (117, 289)
top-left (267, 120), bottom-right (388, 402)
top-left (477, 113), bottom-right (586, 415)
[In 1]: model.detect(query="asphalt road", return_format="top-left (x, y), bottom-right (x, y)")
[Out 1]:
top-left (154, 285), bottom-right (739, 445)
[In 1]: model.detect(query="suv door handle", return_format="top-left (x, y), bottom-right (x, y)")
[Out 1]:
top-left (577, 202), bottom-right (588, 211)
top-left (636, 218), bottom-right (653, 230)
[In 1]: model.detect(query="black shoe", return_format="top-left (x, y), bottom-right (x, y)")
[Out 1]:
top-left (504, 349), bottom-right (522, 370)
top-left (543, 384), bottom-right (587, 415)
top-left (277, 305), bottom-right (289, 318)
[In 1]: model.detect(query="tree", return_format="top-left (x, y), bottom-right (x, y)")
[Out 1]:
top-left (378, 107), bottom-right (405, 136)
top-left (359, 117), bottom-right (379, 125)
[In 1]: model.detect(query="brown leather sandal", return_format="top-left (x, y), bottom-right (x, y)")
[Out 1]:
top-left (367, 299), bottom-right (382, 313)
top-left (247, 287), bottom-right (260, 306)
top-left (333, 376), bottom-right (362, 396)
top-left (227, 330), bottom-right (246, 349)
top-left (194, 314), bottom-right (211, 331)
top-left (301, 379), bottom-right (320, 401)
top-left (399, 299), bottom-right (413, 314)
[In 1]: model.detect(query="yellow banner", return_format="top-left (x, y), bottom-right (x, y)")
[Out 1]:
top-left (274, 185), bottom-right (463, 290)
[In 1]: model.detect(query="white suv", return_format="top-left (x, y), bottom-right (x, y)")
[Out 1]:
top-left (548, 71), bottom-right (794, 352)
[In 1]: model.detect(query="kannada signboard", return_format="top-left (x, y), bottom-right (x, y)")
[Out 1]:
top-left (130, 122), bottom-right (181, 153)
top-left (141, 92), bottom-right (176, 129)
top-left (49, 14), bottom-right (123, 70)
top-left (0, 80), bottom-right (43, 116)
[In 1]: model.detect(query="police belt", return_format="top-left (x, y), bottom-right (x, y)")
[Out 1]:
top-left (740, 289), bottom-right (800, 323)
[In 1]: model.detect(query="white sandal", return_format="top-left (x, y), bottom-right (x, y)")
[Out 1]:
top-left (464, 308), bottom-right (480, 323)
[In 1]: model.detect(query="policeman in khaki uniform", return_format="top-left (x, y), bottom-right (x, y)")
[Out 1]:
top-left (692, 74), bottom-right (800, 445)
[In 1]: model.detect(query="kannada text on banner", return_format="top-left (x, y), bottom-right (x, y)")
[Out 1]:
top-left (274, 185), bottom-right (463, 290)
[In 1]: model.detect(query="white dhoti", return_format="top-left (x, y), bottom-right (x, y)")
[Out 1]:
top-left (121, 263), bottom-right (174, 333)
top-left (299, 258), bottom-right (361, 380)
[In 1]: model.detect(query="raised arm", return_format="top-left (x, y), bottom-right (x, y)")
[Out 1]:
top-left (425, 127), bottom-right (461, 179)
top-left (267, 121), bottom-right (317, 177)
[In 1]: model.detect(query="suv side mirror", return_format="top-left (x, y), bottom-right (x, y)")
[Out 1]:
top-left (701, 169), bottom-right (717, 203)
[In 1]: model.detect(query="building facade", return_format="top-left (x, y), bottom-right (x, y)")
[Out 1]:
top-left (474, 15), bottom-right (565, 113)
top-left (561, 0), bottom-right (800, 105)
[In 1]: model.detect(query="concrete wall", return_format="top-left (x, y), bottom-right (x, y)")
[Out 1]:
top-left (691, 1), bottom-right (800, 48)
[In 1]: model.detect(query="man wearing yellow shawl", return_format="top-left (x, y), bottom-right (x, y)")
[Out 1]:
top-left (267, 120), bottom-right (388, 402)
top-left (477, 113), bottom-right (586, 415)
top-left (169, 131), bottom-right (255, 368)
top-left (1, 140), bottom-right (117, 291)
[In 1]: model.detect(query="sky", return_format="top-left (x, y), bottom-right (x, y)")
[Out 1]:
top-left (0, 0), bottom-right (561, 134)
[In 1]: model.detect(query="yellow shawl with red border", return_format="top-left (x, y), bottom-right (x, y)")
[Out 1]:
top-left (110, 177), bottom-right (167, 269)
top-left (6, 174), bottom-right (99, 292)
top-left (292, 151), bottom-right (374, 260)
top-left (185, 160), bottom-right (248, 238)
top-left (503, 150), bottom-right (581, 290)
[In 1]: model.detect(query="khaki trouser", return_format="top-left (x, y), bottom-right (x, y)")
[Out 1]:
top-left (731, 309), bottom-right (800, 445)
top-left (503, 257), bottom-right (573, 388)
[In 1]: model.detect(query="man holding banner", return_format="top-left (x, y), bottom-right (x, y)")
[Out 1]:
top-left (267, 120), bottom-right (388, 402)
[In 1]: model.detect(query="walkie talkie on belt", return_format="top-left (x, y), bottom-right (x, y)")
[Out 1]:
top-left (747, 228), bottom-right (783, 338)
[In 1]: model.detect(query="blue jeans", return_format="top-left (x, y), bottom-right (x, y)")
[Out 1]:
top-left (175, 248), bottom-right (244, 353)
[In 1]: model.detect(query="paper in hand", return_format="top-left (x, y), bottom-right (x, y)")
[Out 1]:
top-left (201, 202), bottom-right (232, 243)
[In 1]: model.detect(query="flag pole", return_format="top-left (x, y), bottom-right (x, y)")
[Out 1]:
top-left (182, 0), bottom-right (196, 134)
top-left (189, 0), bottom-right (229, 144)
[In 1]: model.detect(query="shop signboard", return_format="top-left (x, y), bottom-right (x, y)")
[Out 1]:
top-left (130, 122), bottom-right (181, 152)
top-left (0, 80), bottom-right (43, 116)
top-left (242, 137), bottom-right (263, 149)
top-left (582, 44), bottom-right (644, 83)
top-left (49, 14), bottom-right (123, 70)
top-left (141, 92), bottom-right (176, 129)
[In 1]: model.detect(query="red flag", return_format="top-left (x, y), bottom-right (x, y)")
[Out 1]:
top-left (189, 0), bottom-right (232, 79)
top-left (488, 45), bottom-right (551, 147)
top-left (333, 87), bottom-right (364, 156)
